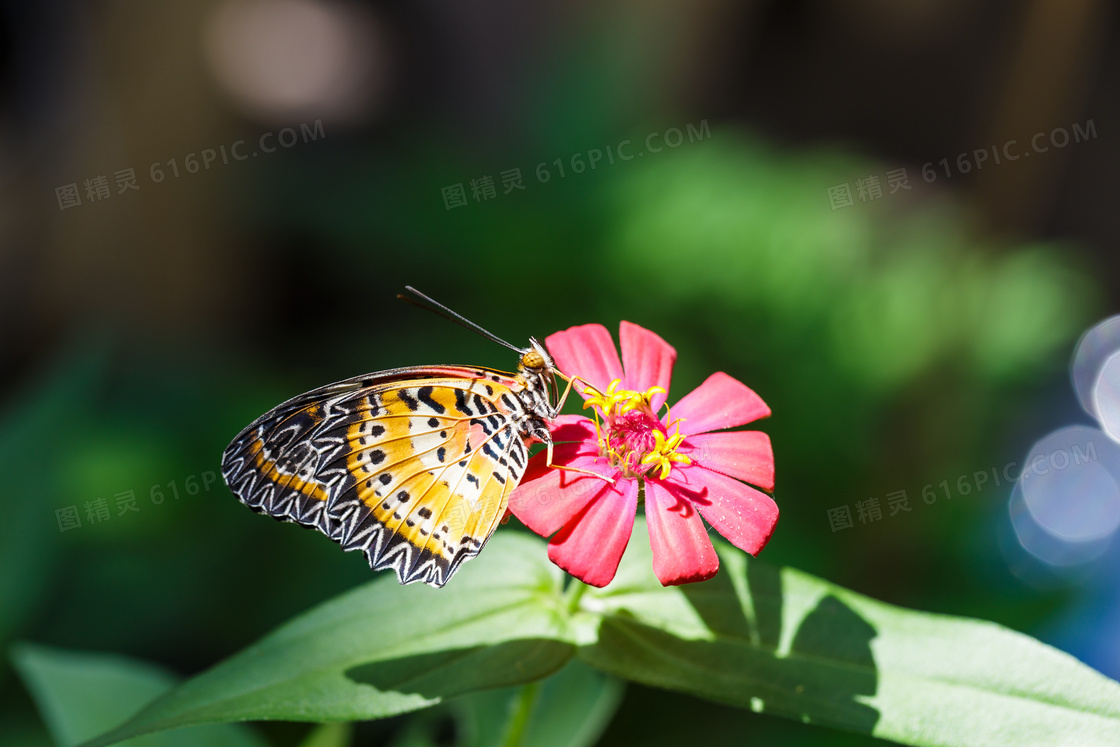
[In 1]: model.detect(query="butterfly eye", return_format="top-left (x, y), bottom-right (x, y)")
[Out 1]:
top-left (522, 350), bottom-right (545, 369)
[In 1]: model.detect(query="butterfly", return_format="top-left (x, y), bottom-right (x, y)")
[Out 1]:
top-left (220, 288), bottom-right (580, 588)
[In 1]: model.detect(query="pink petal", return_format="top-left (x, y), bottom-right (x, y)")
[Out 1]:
top-left (546, 324), bottom-right (625, 398)
top-left (508, 438), bottom-right (614, 538)
top-left (669, 372), bottom-right (770, 435)
top-left (680, 431), bottom-right (775, 492)
top-left (547, 478), bottom-right (639, 587)
top-left (644, 479), bottom-right (719, 585)
top-left (549, 414), bottom-right (598, 443)
top-left (619, 321), bottom-right (676, 411)
top-left (666, 466), bottom-right (778, 556)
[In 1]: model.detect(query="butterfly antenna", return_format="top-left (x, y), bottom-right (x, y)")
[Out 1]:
top-left (399, 286), bottom-right (523, 354)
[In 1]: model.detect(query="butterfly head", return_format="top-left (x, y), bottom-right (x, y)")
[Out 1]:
top-left (517, 338), bottom-right (560, 417)
top-left (519, 337), bottom-right (553, 374)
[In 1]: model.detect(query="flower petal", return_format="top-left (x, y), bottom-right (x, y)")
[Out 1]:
top-left (508, 438), bottom-right (614, 538)
top-left (645, 479), bottom-right (719, 585)
top-left (620, 321), bottom-right (676, 411)
top-left (547, 478), bottom-right (639, 587)
top-left (549, 414), bottom-right (598, 443)
top-left (546, 324), bottom-right (625, 398)
top-left (669, 372), bottom-right (770, 435)
top-left (681, 431), bottom-right (774, 492)
top-left (667, 466), bottom-right (778, 556)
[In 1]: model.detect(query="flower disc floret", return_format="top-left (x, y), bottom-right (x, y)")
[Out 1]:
top-left (583, 379), bottom-right (690, 479)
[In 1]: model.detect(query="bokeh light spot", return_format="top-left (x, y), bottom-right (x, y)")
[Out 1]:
top-left (1009, 483), bottom-right (1113, 568)
top-left (1071, 315), bottom-right (1120, 419)
top-left (1095, 351), bottom-right (1120, 444)
top-left (203, 0), bottom-right (390, 126)
top-left (1017, 425), bottom-right (1120, 556)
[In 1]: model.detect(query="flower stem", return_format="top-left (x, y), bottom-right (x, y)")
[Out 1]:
top-left (501, 681), bottom-right (541, 747)
top-left (564, 577), bottom-right (589, 614)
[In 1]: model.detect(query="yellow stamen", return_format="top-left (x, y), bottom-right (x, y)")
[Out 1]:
top-left (620, 385), bottom-right (665, 414)
top-left (639, 427), bottom-right (693, 480)
top-left (584, 380), bottom-right (666, 418)
top-left (582, 379), bottom-right (629, 414)
top-left (579, 380), bottom-right (690, 479)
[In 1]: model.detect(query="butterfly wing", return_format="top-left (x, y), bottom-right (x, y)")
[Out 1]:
top-left (221, 366), bottom-right (533, 587)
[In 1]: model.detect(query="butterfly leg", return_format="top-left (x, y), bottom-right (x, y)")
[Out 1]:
top-left (546, 372), bottom-right (614, 482)
top-left (554, 370), bottom-right (613, 460)
top-left (552, 370), bottom-right (589, 414)
top-left (542, 431), bottom-right (614, 484)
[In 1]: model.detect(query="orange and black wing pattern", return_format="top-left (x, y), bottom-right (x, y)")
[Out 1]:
top-left (221, 366), bottom-right (533, 587)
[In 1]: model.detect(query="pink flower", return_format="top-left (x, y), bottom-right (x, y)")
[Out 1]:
top-left (509, 322), bottom-right (777, 587)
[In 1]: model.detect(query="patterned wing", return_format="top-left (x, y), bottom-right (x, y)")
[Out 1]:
top-left (221, 366), bottom-right (534, 587)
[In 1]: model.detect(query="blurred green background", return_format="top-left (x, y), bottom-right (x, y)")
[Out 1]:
top-left (2, 1), bottom-right (1119, 745)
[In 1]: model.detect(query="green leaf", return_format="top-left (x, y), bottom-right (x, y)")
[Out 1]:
top-left (0, 348), bottom-right (107, 653)
top-left (10, 643), bottom-right (267, 747)
top-left (78, 532), bottom-right (576, 747)
top-left (577, 519), bottom-right (1120, 747)
top-left (453, 658), bottom-right (624, 747)
top-left (74, 519), bottom-right (1120, 747)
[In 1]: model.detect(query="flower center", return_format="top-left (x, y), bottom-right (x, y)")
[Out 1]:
top-left (582, 379), bottom-right (691, 479)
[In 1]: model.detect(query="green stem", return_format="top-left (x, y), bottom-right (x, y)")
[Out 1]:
top-left (501, 681), bottom-right (541, 747)
top-left (564, 577), bottom-right (589, 614)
